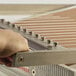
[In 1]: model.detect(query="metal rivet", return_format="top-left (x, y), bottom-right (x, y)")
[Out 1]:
top-left (54, 42), bottom-right (57, 47)
top-left (33, 70), bottom-right (35, 73)
top-left (32, 69), bottom-right (36, 76)
top-left (47, 40), bottom-right (51, 44)
top-left (18, 56), bottom-right (24, 62)
top-left (35, 34), bottom-right (38, 38)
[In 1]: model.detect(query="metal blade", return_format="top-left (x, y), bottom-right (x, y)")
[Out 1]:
top-left (12, 49), bottom-right (76, 67)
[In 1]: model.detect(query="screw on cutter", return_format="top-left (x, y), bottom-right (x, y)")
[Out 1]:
top-left (18, 56), bottom-right (24, 62)
top-left (32, 69), bottom-right (36, 76)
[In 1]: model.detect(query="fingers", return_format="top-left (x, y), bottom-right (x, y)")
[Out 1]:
top-left (0, 29), bottom-right (29, 58)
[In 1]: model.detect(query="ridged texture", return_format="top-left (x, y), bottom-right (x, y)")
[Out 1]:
top-left (30, 65), bottom-right (74, 76)
top-left (15, 8), bottom-right (76, 48)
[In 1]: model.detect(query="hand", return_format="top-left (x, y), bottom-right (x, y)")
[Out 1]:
top-left (0, 29), bottom-right (29, 66)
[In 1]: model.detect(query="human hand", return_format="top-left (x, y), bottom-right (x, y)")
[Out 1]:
top-left (0, 29), bottom-right (29, 66)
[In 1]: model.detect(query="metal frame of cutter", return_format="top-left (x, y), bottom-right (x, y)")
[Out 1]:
top-left (0, 19), bottom-right (76, 76)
